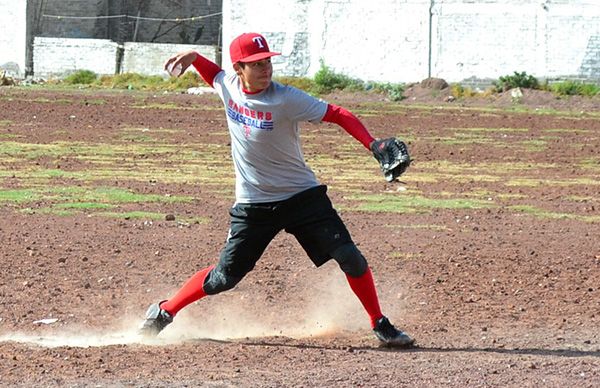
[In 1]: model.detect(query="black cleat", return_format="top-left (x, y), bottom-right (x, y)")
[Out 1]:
top-left (138, 302), bottom-right (173, 337)
top-left (373, 316), bottom-right (415, 347)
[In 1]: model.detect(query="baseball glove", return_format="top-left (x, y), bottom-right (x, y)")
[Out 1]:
top-left (370, 137), bottom-right (411, 182)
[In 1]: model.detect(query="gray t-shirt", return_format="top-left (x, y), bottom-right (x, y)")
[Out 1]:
top-left (212, 71), bottom-right (328, 203)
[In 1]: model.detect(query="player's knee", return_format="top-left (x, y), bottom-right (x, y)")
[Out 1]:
top-left (203, 267), bottom-right (243, 295)
top-left (331, 243), bottom-right (368, 278)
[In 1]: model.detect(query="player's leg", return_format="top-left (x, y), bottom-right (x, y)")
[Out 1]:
top-left (330, 243), bottom-right (381, 325)
top-left (139, 265), bottom-right (215, 337)
top-left (139, 202), bottom-right (280, 337)
top-left (285, 185), bottom-right (414, 347)
top-left (330, 243), bottom-right (414, 347)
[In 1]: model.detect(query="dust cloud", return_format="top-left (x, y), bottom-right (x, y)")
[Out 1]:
top-left (0, 265), bottom-right (370, 348)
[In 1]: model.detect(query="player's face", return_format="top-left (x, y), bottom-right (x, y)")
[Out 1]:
top-left (236, 58), bottom-right (273, 92)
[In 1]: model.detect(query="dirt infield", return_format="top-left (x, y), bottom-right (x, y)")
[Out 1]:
top-left (0, 87), bottom-right (599, 387)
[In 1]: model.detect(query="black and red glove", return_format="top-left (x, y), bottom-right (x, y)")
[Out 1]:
top-left (370, 138), bottom-right (411, 182)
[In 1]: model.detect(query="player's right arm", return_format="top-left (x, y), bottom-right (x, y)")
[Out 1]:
top-left (164, 51), bottom-right (222, 87)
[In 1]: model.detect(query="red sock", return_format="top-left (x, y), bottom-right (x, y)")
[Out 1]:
top-left (345, 267), bottom-right (384, 328)
top-left (160, 265), bottom-right (214, 316)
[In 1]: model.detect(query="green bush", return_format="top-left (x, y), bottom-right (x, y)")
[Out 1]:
top-left (313, 61), bottom-right (363, 93)
top-left (371, 82), bottom-right (405, 101)
top-left (168, 71), bottom-right (205, 90)
top-left (551, 80), bottom-right (600, 96)
top-left (450, 83), bottom-right (479, 98)
top-left (494, 71), bottom-right (539, 92)
top-left (63, 70), bottom-right (97, 85)
top-left (94, 71), bottom-right (205, 91)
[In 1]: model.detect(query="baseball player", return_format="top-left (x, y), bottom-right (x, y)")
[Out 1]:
top-left (139, 32), bottom-right (413, 347)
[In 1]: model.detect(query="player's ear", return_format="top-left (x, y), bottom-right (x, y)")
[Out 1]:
top-left (233, 62), bottom-right (242, 75)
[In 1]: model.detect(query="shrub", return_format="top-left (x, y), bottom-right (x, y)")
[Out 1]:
top-left (63, 70), bottom-right (97, 85)
top-left (371, 82), bottom-right (405, 101)
top-left (313, 60), bottom-right (363, 93)
top-left (168, 71), bottom-right (205, 90)
top-left (494, 71), bottom-right (539, 92)
top-left (551, 81), bottom-right (600, 97)
top-left (450, 84), bottom-right (479, 98)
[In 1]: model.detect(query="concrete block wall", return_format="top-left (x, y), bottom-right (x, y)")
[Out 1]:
top-left (33, 37), bottom-right (119, 77)
top-left (0, 0), bottom-right (27, 77)
top-left (223, 0), bottom-right (600, 84)
top-left (222, 0), bottom-right (430, 81)
top-left (580, 35), bottom-right (600, 79)
top-left (121, 42), bottom-right (218, 75)
top-left (4, 0), bottom-right (599, 83)
top-left (33, 0), bottom-right (222, 45)
top-left (222, 0), bottom-right (314, 75)
top-left (432, 1), bottom-right (600, 81)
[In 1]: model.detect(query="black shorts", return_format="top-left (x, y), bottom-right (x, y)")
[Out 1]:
top-left (217, 185), bottom-right (353, 278)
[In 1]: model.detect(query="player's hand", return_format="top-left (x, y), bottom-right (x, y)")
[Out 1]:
top-left (370, 137), bottom-right (411, 182)
top-left (164, 50), bottom-right (198, 77)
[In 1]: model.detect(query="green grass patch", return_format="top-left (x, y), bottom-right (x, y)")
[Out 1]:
top-left (357, 100), bottom-right (600, 118)
top-left (451, 127), bottom-right (529, 133)
top-left (118, 133), bottom-right (159, 143)
top-left (21, 207), bottom-right (75, 216)
top-left (0, 120), bottom-right (12, 126)
top-left (0, 186), bottom-right (193, 204)
top-left (53, 202), bottom-right (115, 210)
top-left (580, 158), bottom-right (600, 172)
top-left (389, 252), bottom-right (423, 260)
top-left (384, 224), bottom-right (449, 231)
top-left (345, 193), bottom-right (494, 213)
top-left (19, 203), bottom-right (208, 223)
top-left (545, 128), bottom-right (589, 133)
top-left (94, 211), bottom-right (208, 223)
top-left (28, 97), bottom-right (73, 104)
top-left (0, 133), bottom-right (20, 139)
top-left (434, 134), bottom-right (493, 146)
top-left (505, 177), bottom-right (600, 187)
top-left (418, 160), bottom-right (557, 174)
top-left (0, 189), bottom-right (37, 203)
top-left (509, 205), bottom-right (600, 223)
top-left (96, 210), bottom-right (165, 220)
top-left (519, 139), bottom-right (547, 152)
top-left (566, 195), bottom-right (598, 202)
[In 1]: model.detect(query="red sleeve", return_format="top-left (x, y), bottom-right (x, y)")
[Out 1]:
top-left (191, 54), bottom-right (222, 87)
top-left (322, 104), bottom-right (375, 150)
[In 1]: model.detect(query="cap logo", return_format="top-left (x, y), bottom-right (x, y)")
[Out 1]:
top-left (252, 36), bottom-right (265, 49)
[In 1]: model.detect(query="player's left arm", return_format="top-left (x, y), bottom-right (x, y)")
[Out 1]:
top-left (322, 104), bottom-right (375, 150)
top-left (322, 103), bottom-right (411, 182)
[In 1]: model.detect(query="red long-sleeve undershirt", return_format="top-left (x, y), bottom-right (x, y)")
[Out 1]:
top-left (322, 104), bottom-right (375, 150)
top-left (191, 54), bottom-right (374, 150)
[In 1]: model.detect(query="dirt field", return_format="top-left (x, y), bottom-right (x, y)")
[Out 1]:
top-left (0, 86), bottom-right (599, 387)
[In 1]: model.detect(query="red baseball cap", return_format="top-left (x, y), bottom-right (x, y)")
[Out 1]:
top-left (229, 32), bottom-right (280, 64)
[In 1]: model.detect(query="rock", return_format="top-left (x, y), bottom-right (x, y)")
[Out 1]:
top-left (420, 77), bottom-right (449, 90)
top-left (0, 70), bottom-right (16, 86)
top-left (510, 87), bottom-right (523, 103)
top-left (33, 318), bottom-right (59, 325)
top-left (187, 87), bottom-right (217, 95)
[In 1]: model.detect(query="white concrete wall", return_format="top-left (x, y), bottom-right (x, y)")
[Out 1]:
top-left (121, 42), bottom-right (218, 75)
top-left (223, 0), bottom-right (600, 83)
top-left (5, 0), bottom-right (598, 82)
top-left (431, 0), bottom-right (600, 82)
top-left (33, 37), bottom-right (120, 77)
top-left (0, 0), bottom-right (27, 77)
